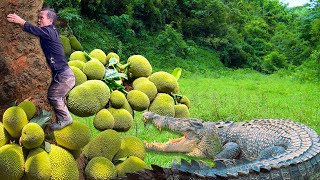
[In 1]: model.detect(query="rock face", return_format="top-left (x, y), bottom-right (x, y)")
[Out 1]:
top-left (0, 0), bottom-right (53, 118)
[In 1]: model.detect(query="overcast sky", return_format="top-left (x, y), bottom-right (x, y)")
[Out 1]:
top-left (280, 0), bottom-right (310, 7)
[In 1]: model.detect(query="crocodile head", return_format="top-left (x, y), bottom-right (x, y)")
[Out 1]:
top-left (143, 112), bottom-right (222, 158)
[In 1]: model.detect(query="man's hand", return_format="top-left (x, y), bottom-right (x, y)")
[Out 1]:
top-left (7, 13), bottom-right (26, 26)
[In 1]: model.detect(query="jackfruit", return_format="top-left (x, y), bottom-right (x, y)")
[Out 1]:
top-left (89, 49), bottom-right (107, 65)
top-left (110, 90), bottom-right (126, 109)
top-left (68, 60), bottom-right (86, 71)
top-left (69, 34), bottom-right (83, 51)
top-left (127, 90), bottom-right (150, 111)
top-left (133, 80), bottom-right (158, 102)
top-left (93, 109), bottom-right (115, 131)
top-left (49, 144), bottom-right (79, 180)
top-left (53, 121), bottom-right (91, 150)
top-left (149, 93), bottom-right (175, 117)
top-left (0, 144), bottom-right (25, 180)
top-left (121, 99), bottom-right (134, 116)
top-left (114, 136), bottom-right (146, 161)
top-left (85, 157), bottom-right (117, 180)
top-left (70, 66), bottom-right (87, 86)
top-left (149, 71), bottom-right (178, 94)
top-left (25, 148), bottom-right (51, 180)
top-left (84, 129), bottom-right (121, 161)
top-left (17, 100), bottom-right (36, 120)
top-left (106, 52), bottom-right (120, 65)
top-left (69, 51), bottom-right (88, 63)
top-left (174, 104), bottom-right (190, 118)
top-left (67, 80), bottom-right (110, 117)
top-left (83, 59), bottom-right (106, 80)
top-left (20, 122), bottom-right (44, 149)
top-left (127, 55), bottom-right (152, 78)
top-left (2, 106), bottom-right (28, 138)
top-left (0, 122), bottom-right (9, 147)
top-left (108, 107), bottom-right (133, 132)
top-left (132, 77), bottom-right (149, 88)
top-left (60, 35), bottom-right (72, 56)
top-left (178, 95), bottom-right (191, 108)
top-left (116, 156), bottom-right (148, 177)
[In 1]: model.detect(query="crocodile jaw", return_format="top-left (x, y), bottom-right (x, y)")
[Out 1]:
top-left (144, 136), bottom-right (197, 153)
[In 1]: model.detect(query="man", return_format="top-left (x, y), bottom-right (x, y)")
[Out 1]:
top-left (7, 8), bottom-right (75, 130)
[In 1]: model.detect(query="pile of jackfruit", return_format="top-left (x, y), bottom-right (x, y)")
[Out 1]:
top-left (60, 34), bottom-right (83, 57)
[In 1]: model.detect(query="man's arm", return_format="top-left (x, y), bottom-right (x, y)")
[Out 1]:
top-left (7, 13), bottom-right (26, 26)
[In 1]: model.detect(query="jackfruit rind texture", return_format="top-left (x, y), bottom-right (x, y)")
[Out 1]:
top-left (108, 108), bottom-right (133, 132)
top-left (25, 148), bottom-right (51, 180)
top-left (179, 95), bottom-right (191, 108)
top-left (20, 123), bottom-right (44, 149)
top-left (67, 80), bottom-right (110, 117)
top-left (174, 104), bottom-right (190, 118)
top-left (89, 49), bottom-right (107, 65)
top-left (0, 144), bottom-right (25, 180)
top-left (17, 100), bottom-right (36, 120)
top-left (114, 136), bottom-right (146, 161)
top-left (132, 77), bottom-right (149, 88)
top-left (93, 109), bottom-right (115, 131)
top-left (0, 122), bottom-right (9, 147)
top-left (83, 59), bottom-right (106, 80)
top-left (127, 55), bottom-right (152, 78)
top-left (121, 99), bottom-right (134, 116)
top-left (70, 66), bottom-right (87, 86)
top-left (60, 35), bottom-right (72, 56)
top-left (126, 90), bottom-right (150, 111)
top-left (133, 80), bottom-right (158, 102)
top-left (2, 106), bottom-right (28, 138)
top-left (149, 93), bottom-right (175, 117)
top-left (85, 129), bottom-right (121, 161)
top-left (49, 144), bottom-right (79, 180)
top-left (53, 121), bottom-right (91, 150)
top-left (68, 60), bottom-right (86, 71)
top-left (116, 156), bottom-right (148, 177)
top-left (69, 51), bottom-right (88, 63)
top-left (69, 35), bottom-right (83, 51)
top-left (106, 52), bottom-right (120, 64)
top-left (110, 90), bottom-right (126, 109)
top-left (85, 157), bottom-right (117, 180)
top-left (149, 71), bottom-right (178, 94)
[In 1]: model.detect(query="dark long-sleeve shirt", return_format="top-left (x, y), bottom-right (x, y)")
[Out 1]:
top-left (23, 22), bottom-right (69, 74)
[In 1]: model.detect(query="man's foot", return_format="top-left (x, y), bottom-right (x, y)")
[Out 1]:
top-left (50, 119), bottom-right (73, 130)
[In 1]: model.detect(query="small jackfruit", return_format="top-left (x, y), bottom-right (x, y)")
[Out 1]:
top-left (2, 106), bottom-right (28, 138)
top-left (49, 144), bottom-right (79, 180)
top-left (0, 122), bottom-right (9, 148)
top-left (69, 34), bottom-right (83, 51)
top-left (60, 35), bottom-right (72, 56)
top-left (106, 52), bottom-right (120, 65)
top-left (25, 148), bottom-right (51, 180)
top-left (114, 136), bottom-right (146, 161)
top-left (149, 71), bottom-right (178, 94)
top-left (127, 90), bottom-right (150, 111)
top-left (178, 95), bottom-right (191, 108)
top-left (69, 51), bottom-right (88, 62)
top-left (85, 157), bottom-right (117, 180)
top-left (127, 55), bottom-right (152, 78)
top-left (108, 108), bottom-right (133, 132)
top-left (20, 122), bottom-right (44, 149)
top-left (83, 59), bottom-right (106, 80)
top-left (17, 100), bottom-right (36, 120)
top-left (93, 109), bottom-right (115, 131)
top-left (70, 66), bottom-right (87, 86)
top-left (0, 144), bottom-right (25, 180)
top-left (174, 104), bottom-right (190, 118)
top-left (116, 156), bottom-right (148, 177)
top-left (148, 93), bottom-right (175, 117)
top-left (110, 90), bottom-right (126, 109)
top-left (68, 60), bottom-right (86, 71)
top-left (133, 80), bottom-right (158, 102)
top-left (89, 49), bottom-right (107, 65)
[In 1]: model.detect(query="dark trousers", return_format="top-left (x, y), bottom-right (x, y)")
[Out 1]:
top-left (48, 68), bottom-right (75, 121)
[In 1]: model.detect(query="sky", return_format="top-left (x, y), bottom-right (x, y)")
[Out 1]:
top-left (280, 0), bottom-right (310, 7)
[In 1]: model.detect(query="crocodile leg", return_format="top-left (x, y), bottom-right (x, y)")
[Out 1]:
top-left (215, 142), bottom-right (240, 160)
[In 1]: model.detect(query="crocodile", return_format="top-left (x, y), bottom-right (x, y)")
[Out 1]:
top-left (123, 112), bottom-right (320, 179)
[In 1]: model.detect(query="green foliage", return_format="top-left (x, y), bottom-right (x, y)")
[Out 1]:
top-left (261, 51), bottom-right (288, 74)
top-left (294, 47), bottom-right (320, 82)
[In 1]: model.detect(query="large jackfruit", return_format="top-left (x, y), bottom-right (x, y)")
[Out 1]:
top-left (126, 90), bottom-right (150, 111)
top-left (53, 121), bottom-right (91, 150)
top-left (69, 51), bottom-right (88, 62)
top-left (174, 104), bottom-right (190, 118)
top-left (85, 157), bottom-right (117, 180)
top-left (110, 90), bottom-right (126, 109)
top-left (25, 148), bottom-right (51, 180)
top-left (0, 122), bottom-right (9, 148)
top-left (68, 60), bottom-right (86, 71)
top-left (60, 35), bottom-right (72, 57)
top-left (70, 66), bottom-right (87, 86)
top-left (0, 144), bottom-right (25, 180)
top-left (93, 109), bottom-right (115, 131)
top-left (108, 108), bottom-right (133, 132)
top-left (132, 77), bottom-right (149, 88)
top-left (116, 156), bottom-right (148, 177)
top-left (67, 80), bottom-right (110, 117)
top-left (133, 79), bottom-right (158, 102)
top-left (2, 106), bottom-right (28, 138)
top-left (20, 122), bottom-right (44, 149)
top-left (69, 34), bottom-right (83, 51)
top-left (49, 144), bottom-right (79, 180)
top-left (148, 93), bottom-right (175, 117)
top-left (114, 136), bottom-right (146, 161)
top-left (127, 55), bottom-right (152, 78)
top-left (17, 100), bottom-right (36, 120)
top-left (149, 71), bottom-right (178, 94)
top-left (89, 49), bottom-right (107, 65)
top-left (83, 59), bottom-right (106, 80)
top-left (84, 129), bottom-right (121, 161)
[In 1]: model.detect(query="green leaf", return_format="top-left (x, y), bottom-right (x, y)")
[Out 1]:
top-left (44, 141), bottom-right (51, 153)
top-left (109, 57), bottom-right (118, 66)
top-left (171, 68), bottom-right (182, 80)
top-left (29, 110), bottom-right (52, 128)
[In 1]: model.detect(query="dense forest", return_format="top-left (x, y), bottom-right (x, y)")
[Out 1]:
top-left (44, 0), bottom-right (319, 82)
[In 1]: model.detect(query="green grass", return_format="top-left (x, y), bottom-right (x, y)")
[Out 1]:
top-left (73, 68), bottom-right (320, 168)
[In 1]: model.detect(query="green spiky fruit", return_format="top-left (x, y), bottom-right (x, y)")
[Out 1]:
top-left (67, 80), bottom-right (110, 117)
top-left (149, 71), bottom-right (178, 94)
top-left (174, 104), bottom-right (190, 118)
top-left (85, 129), bottom-right (121, 161)
top-left (93, 109), bottom-right (115, 131)
top-left (70, 66), bottom-right (87, 86)
top-left (69, 51), bottom-right (88, 63)
top-left (60, 35), bottom-right (72, 56)
top-left (20, 123), bottom-right (44, 149)
top-left (106, 52), bottom-right (120, 65)
top-left (126, 90), bottom-right (150, 111)
top-left (114, 136), bottom-right (146, 161)
top-left (85, 157), bottom-right (117, 180)
top-left (121, 99), bottom-right (134, 116)
top-left (49, 144), bottom-right (79, 180)
top-left (89, 49), bottom-right (107, 65)
top-left (178, 95), bottom-right (191, 108)
top-left (17, 100), bottom-right (36, 120)
top-left (108, 108), bottom-right (133, 132)
top-left (69, 34), bottom-right (83, 51)
top-left (133, 80), bottom-right (158, 102)
top-left (68, 60), bottom-right (86, 71)
top-left (83, 59), bottom-right (106, 80)
top-left (127, 55), bottom-right (152, 78)
top-left (116, 156), bottom-right (148, 177)
top-left (132, 77), bottom-right (149, 88)
top-left (2, 106), bottom-right (28, 138)
top-left (0, 144), bottom-right (25, 180)
top-left (110, 90), bottom-right (126, 109)
top-left (0, 122), bottom-right (9, 148)
top-left (149, 93), bottom-right (175, 117)
top-left (25, 148), bottom-right (51, 180)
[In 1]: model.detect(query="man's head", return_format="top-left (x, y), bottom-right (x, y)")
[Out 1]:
top-left (38, 8), bottom-right (57, 27)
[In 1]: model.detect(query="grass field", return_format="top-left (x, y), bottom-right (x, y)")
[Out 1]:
top-left (73, 68), bottom-right (320, 168)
